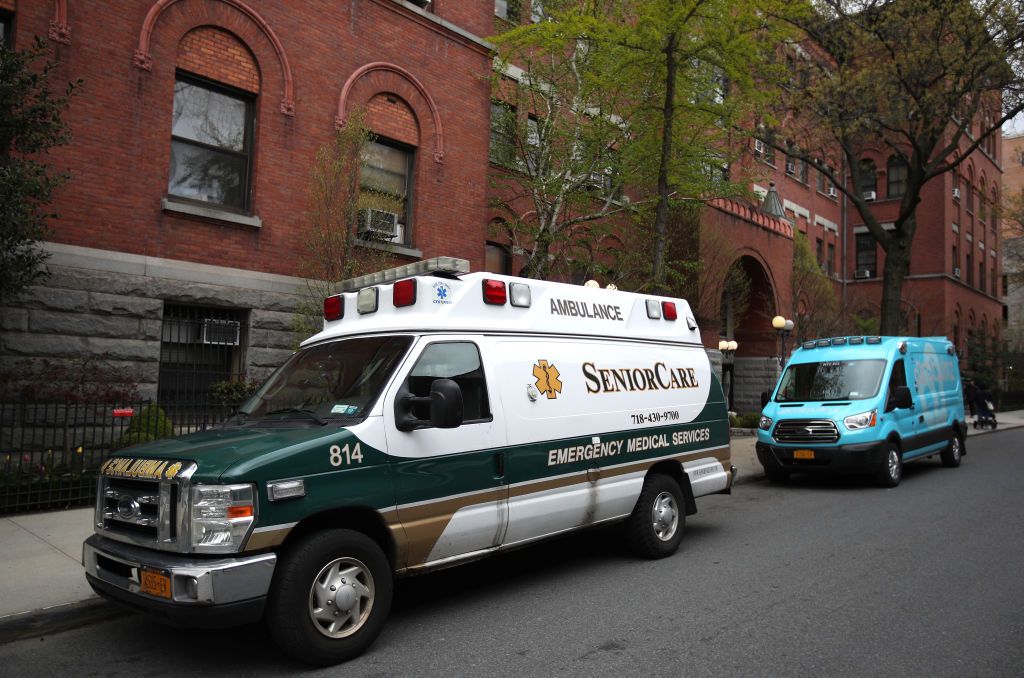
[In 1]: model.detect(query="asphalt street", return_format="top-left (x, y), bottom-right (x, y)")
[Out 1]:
top-left (2, 429), bottom-right (1022, 677)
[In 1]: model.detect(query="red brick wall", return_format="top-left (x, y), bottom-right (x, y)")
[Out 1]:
top-left (11, 0), bottom-right (492, 275)
top-left (366, 93), bottom-right (419, 147)
top-left (177, 27), bottom-right (259, 93)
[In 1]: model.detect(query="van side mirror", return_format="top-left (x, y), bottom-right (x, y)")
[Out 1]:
top-left (893, 385), bottom-right (913, 410)
top-left (761, 391), bottom-right (770, 408)
top-left (395, 378), bottom-right (464, 431)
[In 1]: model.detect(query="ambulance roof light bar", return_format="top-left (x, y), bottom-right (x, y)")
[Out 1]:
top-left (339, 257), bottom-right (470, 292)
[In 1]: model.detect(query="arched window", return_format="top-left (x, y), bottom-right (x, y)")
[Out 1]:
top-left (858, 159), bottom-right (877, 197)
top-left (978, 178), bottom-right (987, 222)
top-left (886, 156), bottom-right (908, 198)
top-left (361, 93), bottom-right (420, 247)
top-left (966, 168), bottom-right (974, 212)
top-left (168, 28), bottom-right (259, 213)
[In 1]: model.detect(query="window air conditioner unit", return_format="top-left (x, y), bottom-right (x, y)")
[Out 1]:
top-left (754, 139), bottom-right (765, 154)
top-left (854, 269), bottom-right (871, 279)
top-left (863, 190), bottom-right (877, 201)
top-left (827, 186), bottom-right (838, 198)
top-left (952, 187), bottom-right (961, 200)
top-left (359, 208), bottom-right (400, 241)
top-left (200, 319), bottom-right (241, 346)
top-left (953, 267), bottom-right (961, 278)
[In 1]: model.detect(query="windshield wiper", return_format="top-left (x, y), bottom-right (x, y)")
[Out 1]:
top-left (263, 408), bottom-right (328, 425)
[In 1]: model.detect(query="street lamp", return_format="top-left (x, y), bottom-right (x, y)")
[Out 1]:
top-left (718, 339), bottom-right (738, 357)
top-left (772, 315), bottom-right (794, 368)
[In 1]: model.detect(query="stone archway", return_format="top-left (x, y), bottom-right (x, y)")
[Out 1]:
top-left (727, 255), bottom-right (782, 414)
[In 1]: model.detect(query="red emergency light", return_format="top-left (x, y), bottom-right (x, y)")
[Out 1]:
top-left (482, 279), bottom-right (507, 305)
top-left (324, 295), bottom-right (344, 321)
top-left (393, 279), bottom-right (417, 307)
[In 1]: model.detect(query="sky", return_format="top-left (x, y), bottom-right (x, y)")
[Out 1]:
top-left (1006, 111), bottom-right (1024, 137)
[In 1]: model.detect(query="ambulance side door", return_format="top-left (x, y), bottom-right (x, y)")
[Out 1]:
top-left (382, 336), bottom-right (508, 568)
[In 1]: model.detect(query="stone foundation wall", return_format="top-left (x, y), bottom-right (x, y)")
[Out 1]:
top-left (0, 244), bottom-right (306, 400)
top-left (732, 356), bottom-right (782, 414)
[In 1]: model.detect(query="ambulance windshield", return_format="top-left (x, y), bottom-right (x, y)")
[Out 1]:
top-left (240, 336), bottom-right (413, 423)
top-left (775, 359), bottom-right (886, 402)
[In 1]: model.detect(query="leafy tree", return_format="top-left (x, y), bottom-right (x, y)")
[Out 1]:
top-left (766, 0), bottom-right (1024, 334)
top-left (791, 231), bottom-right (840, 341)
top-left (491, 0), bottom-right (793, 288)
top-left (292, 109), bottom-right (391, 343)
top-left (0, 38), bottom-right (79, 306)
top-left (490, 11), bottom-right (638, 280)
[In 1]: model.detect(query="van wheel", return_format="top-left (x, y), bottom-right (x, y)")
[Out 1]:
top-left (266, 529), bottom-right (392, 666)
top-left (625, 474), bottom-right (684, 559)
top-left (940, 429), bottom-right (963, 468)
top-left (876, 442), bottom-right (902, 488)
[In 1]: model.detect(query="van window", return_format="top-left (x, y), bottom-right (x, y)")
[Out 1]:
top-left (776, 359), bottom-right (886, 402)
top-left (885, 359), bottom-right (908, 412)
top-left (408, 342), bottom-right (491, 422)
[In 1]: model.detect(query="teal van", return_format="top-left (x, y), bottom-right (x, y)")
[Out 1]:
top-left (756, 336), bottom-right (965, 487)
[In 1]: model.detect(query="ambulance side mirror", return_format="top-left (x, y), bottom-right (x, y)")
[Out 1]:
top-left (395, 378), bottom-right (464, 431)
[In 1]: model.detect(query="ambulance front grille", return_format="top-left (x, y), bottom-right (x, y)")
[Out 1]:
top-left (773, 419), bottom-right (839, 444)
top-left (94, 462), bottom-right (196, 553)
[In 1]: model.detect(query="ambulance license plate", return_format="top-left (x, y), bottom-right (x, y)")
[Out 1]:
top-left (793, 449), bottom-right (815, 460)
top-left (140, 568), bottom-right (171, 599)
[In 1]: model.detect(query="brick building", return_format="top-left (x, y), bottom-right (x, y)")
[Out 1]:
top-left (1002, 131), bottom-right (1024, 351)
top-left (0, 0), bottom-right (1005, 415)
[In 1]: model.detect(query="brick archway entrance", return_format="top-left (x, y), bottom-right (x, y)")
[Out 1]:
top-left (729, 255), bottom-right (782, 414)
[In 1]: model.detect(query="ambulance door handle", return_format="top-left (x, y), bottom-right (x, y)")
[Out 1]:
top-left (494, 452), bottom-right (505, 479)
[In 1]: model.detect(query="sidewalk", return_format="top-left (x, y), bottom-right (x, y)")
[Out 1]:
top-left (2, 410), bottom-right (1023, 644)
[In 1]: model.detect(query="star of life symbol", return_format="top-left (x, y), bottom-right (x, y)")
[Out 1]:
top-left (532, 360), bottom-right (562, 399)
top-left (432, 281), bottom-right (452, 305)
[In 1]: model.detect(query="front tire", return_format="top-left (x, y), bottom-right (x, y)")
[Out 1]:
top-left (940, 429), bottom-right (963, 468)
top-left (266, 529), bottom-right (393, 666)
top-left (625, 474), bottom-right (685, 559)
top-left (876, 442), bottom-right (903, 488)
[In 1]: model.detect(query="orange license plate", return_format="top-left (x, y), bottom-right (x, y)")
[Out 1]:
top-left (793, 449), bottom-right (815, 460)
top-left (140, 569), bottom-right (171, 599)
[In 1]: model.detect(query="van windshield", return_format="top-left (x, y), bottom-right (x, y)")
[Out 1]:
top-left (775, 359), bottom-right (887, 402)
top-left (239, 336), bottom-right (413, 423)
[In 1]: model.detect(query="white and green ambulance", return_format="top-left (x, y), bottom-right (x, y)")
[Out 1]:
top-left (83, 257), bottom-right (732, 665)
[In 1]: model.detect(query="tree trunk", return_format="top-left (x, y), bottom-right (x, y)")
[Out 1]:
top-left (878, 227), bottom-right (912, 335)
top-left (651, 31), bottom-right (679, 295)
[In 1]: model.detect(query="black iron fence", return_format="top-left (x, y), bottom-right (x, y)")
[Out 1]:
top-left (0, 400), bottom-right (234, 515)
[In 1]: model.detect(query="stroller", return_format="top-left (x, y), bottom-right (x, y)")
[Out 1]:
top-left (972, 387), bottom-right (998, 430)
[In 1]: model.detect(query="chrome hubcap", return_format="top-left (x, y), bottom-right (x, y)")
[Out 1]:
top-left (652, 491), bottom-right (679, 541)
top-left (888, 449), bottom-right (900, 480)
top-left (952, 436), bottom-right (961, 460)
top-left (309, 557), bottom-right (374, 639)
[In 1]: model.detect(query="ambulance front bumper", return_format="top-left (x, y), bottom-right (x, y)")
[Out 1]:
top-left (83, 534), bottom-right (275, 627)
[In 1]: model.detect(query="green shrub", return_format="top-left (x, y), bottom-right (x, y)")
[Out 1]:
top-left (729, 412), bottom-right (761, 429)
top-left (114, 404), bottom-right (174, 449)
top-left (210, 377), bottom-right (261, 405)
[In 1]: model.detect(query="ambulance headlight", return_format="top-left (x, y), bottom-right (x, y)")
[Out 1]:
top-left (758, 415), bottom-right (773, 431)
top-left (843, 409), bottom-right (877, 430)
top-left (189, 484), bottom-right (256, 553)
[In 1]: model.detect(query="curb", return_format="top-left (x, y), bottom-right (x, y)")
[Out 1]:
top-left (0, 598), bottom-right (124, 646)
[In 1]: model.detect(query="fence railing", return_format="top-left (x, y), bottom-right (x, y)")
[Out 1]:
top-left (0, 400), bottom-right (235, 515)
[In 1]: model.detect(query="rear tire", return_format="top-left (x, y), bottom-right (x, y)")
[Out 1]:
top-left (876, 442), bottom-right (902, 488)
top-left (940, 429), bottom-right (962, 468)
top-left (625, 474), bottom-right (685, 559)
top-left (266, 529), bottom-right (393, 666)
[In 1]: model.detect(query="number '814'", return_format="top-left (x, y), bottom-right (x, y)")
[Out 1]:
top-left (329, 443), bottom-right (363, 467)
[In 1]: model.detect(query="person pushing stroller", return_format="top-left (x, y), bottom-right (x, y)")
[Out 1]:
top-left (972, 381), bottom-right (998, 430)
